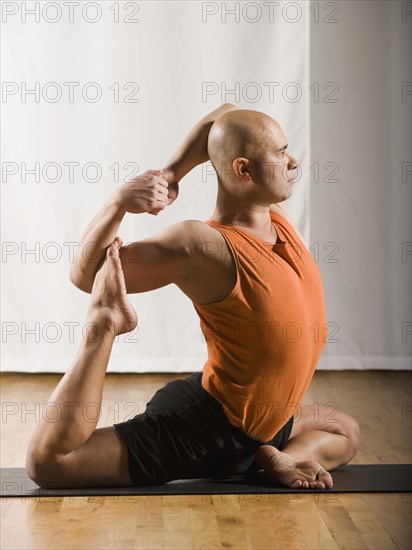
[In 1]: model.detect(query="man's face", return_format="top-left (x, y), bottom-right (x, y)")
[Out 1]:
top-left (250, 121), bottom-right (299, 203)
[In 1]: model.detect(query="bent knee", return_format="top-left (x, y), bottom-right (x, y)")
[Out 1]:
top-left (26, 449), bottom-right (65, 489)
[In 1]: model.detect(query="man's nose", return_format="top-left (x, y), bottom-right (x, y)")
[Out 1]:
top-left (288, 155), bottom-right (299, 170)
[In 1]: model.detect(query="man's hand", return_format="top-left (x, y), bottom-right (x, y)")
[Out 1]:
top-left (114, 169), bottom-right (173, 215)
top-left (148, 167), bottom-right (180, 216)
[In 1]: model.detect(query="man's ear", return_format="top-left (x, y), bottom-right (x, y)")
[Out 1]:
top-left (233, 158), bottom-right (252, 181)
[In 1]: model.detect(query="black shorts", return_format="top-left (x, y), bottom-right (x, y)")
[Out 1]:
top-left (113, 372), bottom-right (294, 486)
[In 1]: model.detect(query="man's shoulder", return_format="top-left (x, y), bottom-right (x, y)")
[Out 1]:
top-left (164, 219), bottom-right (218, 243)
top-left (157, 219), bottom-right (236, 304)
top-left (153, 219), bottom-right (221, 259)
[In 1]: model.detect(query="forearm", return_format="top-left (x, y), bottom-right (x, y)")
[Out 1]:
top-left (70, 192), bottom-right (125, 293)
top-left (162, 103), bottom-right (239, 181)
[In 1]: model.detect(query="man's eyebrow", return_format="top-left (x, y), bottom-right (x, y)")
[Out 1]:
top-left (277, 144), bottom-right (288, 152)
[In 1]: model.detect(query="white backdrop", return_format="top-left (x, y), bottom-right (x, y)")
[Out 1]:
top-left (310, 0), bottom-right (411, 370)
top-left (1, 1), bottom-right (410, 373)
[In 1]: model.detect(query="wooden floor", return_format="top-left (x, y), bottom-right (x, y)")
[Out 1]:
top-left (1, 370), bottom-right (411, 549)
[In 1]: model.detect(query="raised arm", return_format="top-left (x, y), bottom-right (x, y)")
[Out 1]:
top-left (70, 104), bottom-right (238, 292)
top-left (162, 103), bottom-right (239, 183)
top-left (144, 102), bottom-right (239, 216)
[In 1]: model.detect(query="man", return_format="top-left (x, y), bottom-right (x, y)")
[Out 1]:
top-left (26, 104), bottom-right (360, 490)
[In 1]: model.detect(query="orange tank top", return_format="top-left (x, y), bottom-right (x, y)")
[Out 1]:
top-left (193, 210), bottom-right (328, 442)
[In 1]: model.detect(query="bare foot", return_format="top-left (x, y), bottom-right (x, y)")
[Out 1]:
top-left (255, 445), bottom-right (333, 490)
top-left (87, 237), bottom-right (138, 336)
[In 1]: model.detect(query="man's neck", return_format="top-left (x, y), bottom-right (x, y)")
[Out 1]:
top-left (210, 203), bottom-right (278, 242)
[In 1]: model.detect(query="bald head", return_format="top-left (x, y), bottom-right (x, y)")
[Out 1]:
top-left (207, 109), bottom-right (282, 183)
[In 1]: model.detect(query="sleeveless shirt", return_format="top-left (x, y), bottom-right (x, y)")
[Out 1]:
top-left (193, 209), bottom-right (328, 442)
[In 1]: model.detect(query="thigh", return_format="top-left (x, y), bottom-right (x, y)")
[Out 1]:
top-left (35, 426), bottom-right (134, 489)
top-left (289, 402), bottom-right (359, 440)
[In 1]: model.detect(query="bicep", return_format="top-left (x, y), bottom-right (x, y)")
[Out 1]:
top-left (119, 226), bottom-right (190, 294)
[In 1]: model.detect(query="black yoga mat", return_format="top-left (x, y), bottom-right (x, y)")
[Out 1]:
top-left (1, 465), bottom-right (411, 498)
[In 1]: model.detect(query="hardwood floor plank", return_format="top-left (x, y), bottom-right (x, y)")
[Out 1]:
top-left (343, 494), bottom-right (398, 549)
top-left (213, 494), bottom-right (252, 548)
top-left (317, 499), bottom-right (368, 549)
top-left (289, 495), bottom-right (339, 549)
top-left (162, 496), bottom-right (192, 549)
top-left (361, 494), bottom-right (412, 550)
top-left (238, 496), bottom-right (309, 549)
top-left (188, 495), bottom-right (222, 549)
top-left (133, 496), bottom-right (164, 549)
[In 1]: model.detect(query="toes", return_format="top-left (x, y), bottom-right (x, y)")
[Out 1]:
top-left (291, 480), bottom-right (302, 488)
top-left (107, 242), bottom-right (120, 265)
top-left (318, 469), bottom-right (333, 489)
top-left (291, 479), bottom-right (329, 491)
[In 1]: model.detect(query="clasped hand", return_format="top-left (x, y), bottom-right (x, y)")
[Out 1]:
top-left (115, 168), bottom-right (179, 215)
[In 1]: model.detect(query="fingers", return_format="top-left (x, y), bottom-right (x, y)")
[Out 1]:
top-left (148, 192), bottom-right (169, 215)
top-left (155, 183), bottom-right (169, 202)
top-left (151, 181), bottom-right (174, 213)
top-left (155, 176), bottom-right (169, 195)
top-left (147, 169), bottom-right (169, 189)
top-left (150, 180), bottom-right (169, 216)
top-left (139, 170), bottom-right (176, 216)
top-left (146, 168), bottom-right (164, 177)
top-left (150, 170), bottom-right (178, 215)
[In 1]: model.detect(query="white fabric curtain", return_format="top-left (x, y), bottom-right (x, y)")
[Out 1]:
top-left (310, 0), bottom-right (411, 370)
top-left (1, 1), bottom-right (410, 373)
